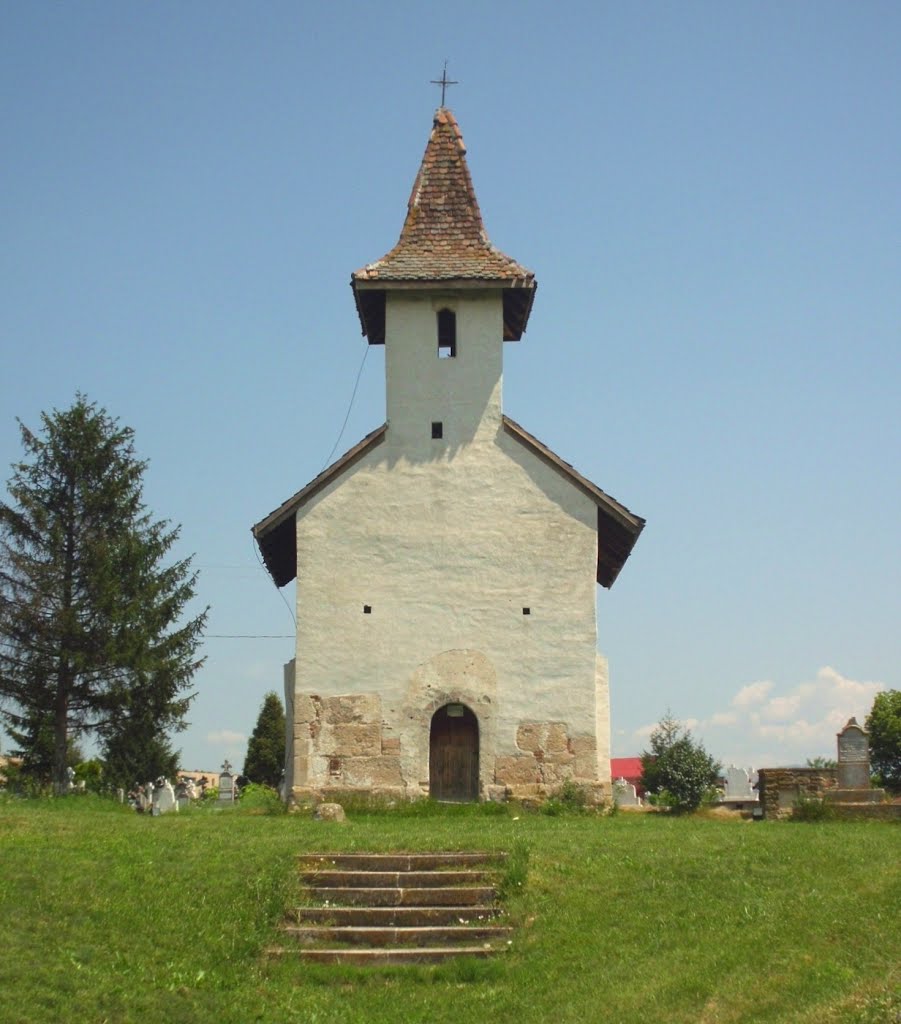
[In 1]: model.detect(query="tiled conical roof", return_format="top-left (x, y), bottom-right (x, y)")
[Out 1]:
top-left (351, 109), bottom-right (536, 342)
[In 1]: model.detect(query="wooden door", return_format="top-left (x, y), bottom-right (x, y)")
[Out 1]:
top-left (429, 704), bottom-right (479, 801)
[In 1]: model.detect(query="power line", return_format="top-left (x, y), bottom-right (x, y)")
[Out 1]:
top-left (321, 342), bottom-right (370, 471)
top-left (206, 633), bottom-right (293, 639)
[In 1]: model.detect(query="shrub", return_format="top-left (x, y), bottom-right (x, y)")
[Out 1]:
top-left (236, 783), bottom-right (284, 815)
top-left (791, 796), bottom-right (837, 822)
top-left (640, 711), bottom-right (721, 812)
top-left (865, 689), bottom-right (901, 792)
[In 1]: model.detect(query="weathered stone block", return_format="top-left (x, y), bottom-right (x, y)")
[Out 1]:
top-left (328, 723), bottom-right (382, 757)
top-left (516, 723), bottom-right (542, 753)
top-left (291, 756), bottom-right (310, 784)
top-left (381, 737), bottom-right (401, 754)
top-left (545, 722), bottom-right (569, 754)
top-left (570, 735), bottom-right (598, 779)
top-left (323, 694), bottom-right (379, 725)
top-left (294, 695), bottom-right (320, 724)
top-left (342, 756), bottom-right (404, 789)
top-left (314, 802), bottom-right (346, 822)
top-left (495, 755), bottom-right (540, 786)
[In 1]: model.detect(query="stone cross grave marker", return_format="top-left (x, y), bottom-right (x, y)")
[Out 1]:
top-left (217, 760), bottom-right (236, 805)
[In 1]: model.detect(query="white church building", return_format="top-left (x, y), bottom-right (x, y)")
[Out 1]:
top-left (253, 107), bottom-right (644, 804)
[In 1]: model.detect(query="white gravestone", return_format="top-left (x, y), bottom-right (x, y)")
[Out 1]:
top-left (723, 766), bottom-right (757, 801)
top-left (613, 778), bottom-right (641, 806)
top-left (152, 778), bottom-right (178, 815)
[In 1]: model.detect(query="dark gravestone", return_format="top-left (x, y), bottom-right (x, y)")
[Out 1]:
top-left (836, 718), bottom-right (870, 789)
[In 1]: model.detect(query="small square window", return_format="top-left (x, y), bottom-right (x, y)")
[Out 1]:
top-left (363, 605), bottom-right (372, 614)
top-left (431, 421), bottom-right (443, 439)
top-left (522, 607), bottom-right (531, 615)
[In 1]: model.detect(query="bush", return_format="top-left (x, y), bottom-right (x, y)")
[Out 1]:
top-left (865, 690), bottom-right (901, 792)
top-left (236, 783), bottom-right (284, 815)
top-left (791, 796), bottom-right (837, 822)
top-left (640, 711), bottom-right (721, 812)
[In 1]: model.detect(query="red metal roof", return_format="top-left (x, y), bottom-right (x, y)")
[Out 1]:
top-left (610, 758), bottom-right (644, 783)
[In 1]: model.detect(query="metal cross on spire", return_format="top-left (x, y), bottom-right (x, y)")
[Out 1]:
top-left (430, 61), bottom-right (458, 107)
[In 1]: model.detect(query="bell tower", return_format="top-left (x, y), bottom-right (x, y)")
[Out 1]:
top-left (351, 108), bottom-right (536, 453)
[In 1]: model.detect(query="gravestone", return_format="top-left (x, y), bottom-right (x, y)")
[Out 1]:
top-left (175, 779), bottom-right (191, 810)
top-left (836, 718), bottom-right (870, 789)
top-left (723, 765), bottom-right (757, 801)
top-left (824, 717), bottom-right (886, 807)
top-left (217, 760), bottom-right (236, 805)
top-left (613, 778), bottom-right (641, 806)
top-left (153, 777), bottom-right (178, 815)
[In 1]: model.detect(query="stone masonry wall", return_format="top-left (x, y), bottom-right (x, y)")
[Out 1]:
top-left (757, 767), bottom-right (839, 819)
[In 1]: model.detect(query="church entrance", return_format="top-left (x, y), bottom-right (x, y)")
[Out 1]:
top-left (429, 703), bottom-right (479, 801)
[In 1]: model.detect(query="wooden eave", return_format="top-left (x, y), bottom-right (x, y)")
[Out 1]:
top-left (251, 424), bottom-right (387, 587)
top-left (351, 277), bottom-right (536, 344)
top-left (502, 416), bottom-right (645, 588)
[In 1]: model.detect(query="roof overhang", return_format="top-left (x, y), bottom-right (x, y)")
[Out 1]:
top-left (351, 277), bottom-right (536, 344)
top-left (251, 424), bottom-right (388, 587)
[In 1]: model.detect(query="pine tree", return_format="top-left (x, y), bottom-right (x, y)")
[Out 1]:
top-left (0, 395), bottom-right (207, 793)
top-left (243, 691), bottom-right (286, 787)
top-left (640, 710), bottom-right (721, 811)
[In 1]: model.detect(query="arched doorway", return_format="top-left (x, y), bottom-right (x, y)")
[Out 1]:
top-left (429, 703), bottom-right (479, 801)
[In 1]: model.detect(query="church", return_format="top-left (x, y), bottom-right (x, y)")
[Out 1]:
top-left (252, 106), bottom-right (644, 804)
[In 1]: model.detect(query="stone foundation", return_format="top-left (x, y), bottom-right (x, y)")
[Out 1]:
top-left (288, 691), bottom-right (608, 805)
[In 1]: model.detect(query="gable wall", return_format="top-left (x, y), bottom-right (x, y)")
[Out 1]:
top-left (289, 411), bottom-right (610, 801)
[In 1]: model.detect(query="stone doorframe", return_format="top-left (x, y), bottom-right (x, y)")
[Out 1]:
top-left (401, 650), bottom-right (497, 799)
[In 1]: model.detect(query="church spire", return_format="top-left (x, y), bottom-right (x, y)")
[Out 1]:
top-left (351, 109), bottom-right (536, 344)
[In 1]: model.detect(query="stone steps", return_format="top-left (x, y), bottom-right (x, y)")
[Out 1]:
top-left (282, 924), bottom-right (512, 946)
top-left (271, 851), bottom-right (511, 965)
top-left (300, 869), bottom-right (496, 887)
top-left (288, 905), bottom-right (501, 926)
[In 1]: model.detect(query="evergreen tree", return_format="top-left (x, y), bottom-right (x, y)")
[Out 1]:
top-left (640, 710), bottom-right (721, 811)
top-left (0, 395), bottom-right (207, 793)
top-left (865, 689), bottom-right (901, 792)
top-left (243, 691), bottom-right (285, 787)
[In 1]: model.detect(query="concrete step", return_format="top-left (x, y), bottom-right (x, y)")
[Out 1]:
top-left (297, 852), bottom-right (507, 871)
top-left (281, 924), bottom-right (513, 947)
top-left (308, 885), bottom-right (497, 907)
top-left (299, 869), bottom-right (495, 888)
top-left (269, 945), bottom-right (506, 965)
top-left (290, 905), bottom-right (501, 926)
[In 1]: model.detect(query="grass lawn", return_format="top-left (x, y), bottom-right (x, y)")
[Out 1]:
top-left (0, 796), bottom-right (898, 1024)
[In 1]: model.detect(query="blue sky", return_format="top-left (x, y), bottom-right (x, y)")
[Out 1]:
top-left (2, 2), bottom-right (898, 773)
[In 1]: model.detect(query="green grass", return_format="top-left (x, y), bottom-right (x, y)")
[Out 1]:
top-left (0, 797), bottom-right (898, 1024)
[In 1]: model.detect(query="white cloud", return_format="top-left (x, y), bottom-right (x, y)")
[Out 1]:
top-left (206, 729), bottom-right (246, 745)
top-left (625, 667), bottom-right (885, 768)
top-left (732, 680), bottom-right (773, 708)
top-left (633, 722), bottom-right (657, 741)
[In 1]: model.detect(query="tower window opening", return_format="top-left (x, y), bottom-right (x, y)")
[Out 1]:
top-left (437, 309), bottom-right (456, 358)
top-left (431, 421), bottom-right (443, 439)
